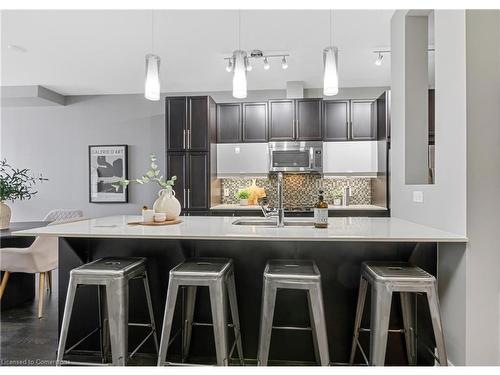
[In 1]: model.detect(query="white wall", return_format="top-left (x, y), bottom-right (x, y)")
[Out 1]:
top-left (391, 9), bottom-right (468, 364)
top-left (1, 94), bottom-right (165, 221)
top-left (391, 9), bottom-right (500, 365)
top-left (464, 10), bottom-right (500, 365)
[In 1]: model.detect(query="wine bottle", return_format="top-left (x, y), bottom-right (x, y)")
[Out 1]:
top-left (314, 190), bottom-right (328, 228)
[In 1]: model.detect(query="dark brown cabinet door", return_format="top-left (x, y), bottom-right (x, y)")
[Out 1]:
top-left (268, 99), bottom-right (295, 141)
top-left (188, 153), bottom-right (209, 210)
top-left (242, 102), bottom-right (268, 142)
top-left (189, 96), bottom-right (209, 151)
top-left (323, 100), bottom-right (350, 141)
top-left (166, 153), bottom-right (187, 209)
top-left (351, 100), bottom-right (376, 140)
top-left (296, 99), bottom-right (322, 140)
top-left (166, 97), bottom-right (187, 151)
top-left (217, 103), bottom-right (242, 143)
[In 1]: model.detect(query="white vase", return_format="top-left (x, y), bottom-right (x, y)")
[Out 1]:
top-left (239, 199), bottom-right (248, 206)
top-left (0, 202), bottom-right (11, 230)
top-left (153, 189), bottom-right (181, 220)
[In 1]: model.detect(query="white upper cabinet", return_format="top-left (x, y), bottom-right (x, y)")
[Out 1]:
top-left (323, 141), bottom-right (378, 175)
top-left (217, 143), bottom-right (269, 177)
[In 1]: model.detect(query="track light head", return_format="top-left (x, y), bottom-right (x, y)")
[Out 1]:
top-left (263, 57), bottom-right (270, 70)
top-left (375, 52), bottom-right (383, 66)
top-left (281, 56), bottom-right (288, 70)
top-left (226, 59), bottom-right (233, 72)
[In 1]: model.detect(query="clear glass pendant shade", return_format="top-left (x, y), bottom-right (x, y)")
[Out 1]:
top-left (145, 54), bottom-right (161, 101)
top-left (323, 46), bottom-right (339, 96)
top-left (232, 50), bottom-right (247, 99)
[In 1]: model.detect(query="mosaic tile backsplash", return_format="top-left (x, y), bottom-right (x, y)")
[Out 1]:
top-left (220, 175), bottom-right (372, 207)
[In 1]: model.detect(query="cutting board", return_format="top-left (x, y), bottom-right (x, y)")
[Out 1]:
top-left (128, 219), bottom-right (182, 226)
top-left (247, 179), bottom-right (266, 205)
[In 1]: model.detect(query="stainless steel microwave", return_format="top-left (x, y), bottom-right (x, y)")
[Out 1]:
top-left (268, 141), bottom-right (323, 173)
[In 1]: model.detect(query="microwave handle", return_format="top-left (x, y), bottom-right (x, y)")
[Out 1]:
top-left (309, 147), bottom-right (314, 169)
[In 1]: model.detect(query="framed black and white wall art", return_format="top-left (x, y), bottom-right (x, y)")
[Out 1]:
top-left (89, 144), bottom-right (128, 203)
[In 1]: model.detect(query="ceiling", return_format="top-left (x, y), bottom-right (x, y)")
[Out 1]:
top-left (1, 10), bottom-right (395, 96)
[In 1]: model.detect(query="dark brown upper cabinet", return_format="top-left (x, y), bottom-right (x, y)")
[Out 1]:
top-left (242, 102), bottom-right (268, 142)
top-left (295, 99), bottom-right (323, 140)
top-left (166, 96), bottom-right (213, 152)
top-left (350, 100), bottom-right (376, 140)
top-left (323, 100), bottom-right (350, 141)
top-left (166, 97), bottom-right (187, 151)
top-left (323, 99), bottom-right (376, 141)
top-left (268, 99), bottom-right (296, 141)
top-left (268, 99), bottom-right (322, 141)
top-left (217, 102), bottom-right (268, 143)
top-left (188, 96), bottom-right (210, 151)
top-left (217, 103), bottom-right (242, 143)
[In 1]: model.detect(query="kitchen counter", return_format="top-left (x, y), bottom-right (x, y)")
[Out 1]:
top-left (210, 203), bottom-right (388, 211)
top-left (13, 215), bottom-right (466, 243)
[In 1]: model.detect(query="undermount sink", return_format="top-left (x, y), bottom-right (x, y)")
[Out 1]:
top-left (232, 218), bottom-right (315, 227)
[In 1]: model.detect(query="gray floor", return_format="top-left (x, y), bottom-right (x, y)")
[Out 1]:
top-left (0, 272), bottom-right (59, 366)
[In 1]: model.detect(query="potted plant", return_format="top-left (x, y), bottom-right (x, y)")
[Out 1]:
top-left (115, 154), bottom-right (180, 220)
top-left (236, 190), bottom-right (250, 206)
top-left (0, 159), bottom-right (47, 229)
top-left (333, 193), bottom-right (343, 206)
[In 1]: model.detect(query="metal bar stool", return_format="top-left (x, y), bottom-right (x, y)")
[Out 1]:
top-left (257, 259), bottom-right (330, 366)
top-left (56, 257), bottom-right (158, 366)
top-left (349, 261), bottom-right (447, 366)
top-left (157, 258), bottom-right (244, 366)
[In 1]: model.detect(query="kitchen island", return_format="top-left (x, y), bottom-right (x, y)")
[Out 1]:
top-left (14, 216), bottom-right (466, 365)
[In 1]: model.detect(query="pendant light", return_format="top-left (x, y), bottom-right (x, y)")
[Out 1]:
top-left (232, 50), bottom-right (248, 98)
top-left (323, 10), bottom-right (339, 96)
top-left (145, 11), bottom-right (161, 101)
top-left (232, 10), bottom-right (247, 99)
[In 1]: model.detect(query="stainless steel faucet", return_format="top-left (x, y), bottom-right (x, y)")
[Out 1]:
top-left (258, 172), bottom-right (285, 227)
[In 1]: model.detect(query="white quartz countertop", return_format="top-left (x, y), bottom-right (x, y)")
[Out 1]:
top-left (210, 204), bottom-right (388, 211)
top-left (13, 215), bottom-right (467, 243)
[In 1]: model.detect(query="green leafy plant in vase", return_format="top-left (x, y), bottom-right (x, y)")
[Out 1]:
top-left (115, 154), bottom-right (180, 220)
top-left (0, 159), bottom-right (48, 229)
top-left (333, 193), bottom-right (343, 206)
top-left (236, 189), bottom-right (250, 206)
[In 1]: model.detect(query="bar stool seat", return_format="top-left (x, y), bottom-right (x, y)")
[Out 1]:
top-left (157, 258), bottom-right (244, 366)
top-left (57, 257), bottom-right (158, 366)
top-left (349, 261), bottom-right (447, 366)
top-left (257, 259), bottom-right (330, 366)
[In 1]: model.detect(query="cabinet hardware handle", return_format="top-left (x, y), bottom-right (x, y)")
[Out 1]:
top-left (188, 130), bottom-right (191, 149)
top-left (183, 130), bottom-right (186, 149)
top-left (187, 188), bottom-right (191, 208)
top-left (183, 188), bottom-right (186, 208)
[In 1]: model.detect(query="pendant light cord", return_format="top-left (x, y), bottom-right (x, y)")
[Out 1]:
top-left (151, 10), bottom-right (154, 53)
top-left (329, 9), bottom-right (333, 46)
top-left (238, 10), bottom-right (241, 50)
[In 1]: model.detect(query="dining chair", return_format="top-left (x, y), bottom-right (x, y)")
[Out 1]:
top-left (0, 214), bottom-right (84, 318)
top-left (43, 209), bottom-right (83, 223)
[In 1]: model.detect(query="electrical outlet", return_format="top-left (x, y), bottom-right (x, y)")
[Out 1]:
top-left (413, 191), bottom-right (424, 203)
top-left (224, 188), bottom-right (229, 197)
